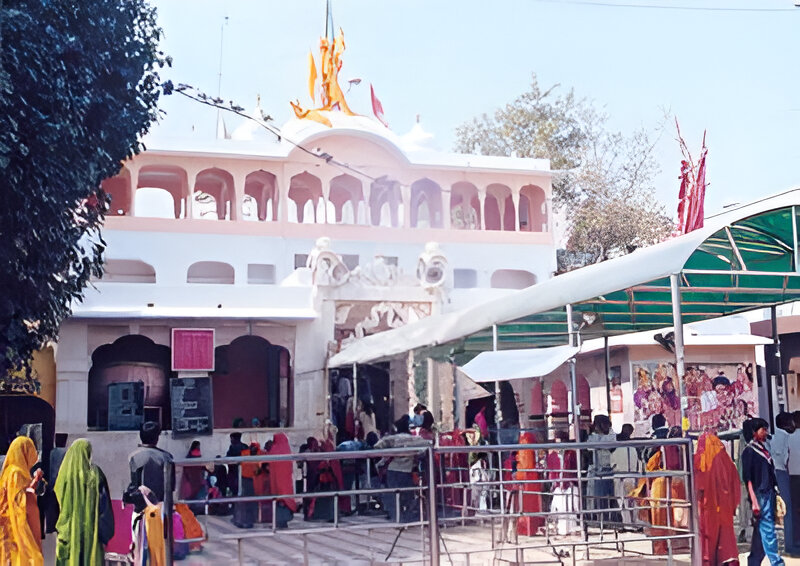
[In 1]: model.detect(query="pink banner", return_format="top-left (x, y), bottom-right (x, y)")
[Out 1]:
top-left (171, 328), bottom-right (215, 371)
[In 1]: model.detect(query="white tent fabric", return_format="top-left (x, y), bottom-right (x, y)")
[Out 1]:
top-left (328, 189), bottom-right (800, 367)
top-left (459, 344), bottom-right (579, 383)
top-left (455, 370), bottom-right (494, 400)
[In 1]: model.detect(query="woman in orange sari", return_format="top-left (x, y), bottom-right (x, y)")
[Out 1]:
top-left (0, 436), bottom-right (44, 566)
top-left (647, 427), bottom-right (690, 555)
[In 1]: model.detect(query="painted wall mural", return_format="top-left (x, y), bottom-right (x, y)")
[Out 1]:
top-left (632, 361), bottom-right (757, 436)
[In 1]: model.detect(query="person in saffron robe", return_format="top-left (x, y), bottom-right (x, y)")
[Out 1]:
top-left (742, 418), bottom-right (785, 566)
top-left (268, 434), bottom-right (297, 529)
top-left (0, 436), bottom-right (44, 566)
top-left (694, 431), bottom-right (740, 566)
top-left (53, 439), bottom-right (114, 566)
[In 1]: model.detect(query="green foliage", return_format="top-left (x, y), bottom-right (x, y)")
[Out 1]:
top-left (0, 0), bottom-right (169, 372)
top-left (454, 75), bottom-right (673, 263)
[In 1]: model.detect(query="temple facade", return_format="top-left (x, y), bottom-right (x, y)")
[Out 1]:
top-left (37, 111), bottom-right (557, 488)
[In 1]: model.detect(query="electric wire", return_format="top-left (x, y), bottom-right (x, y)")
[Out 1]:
top-left (531, 0), bottom-right (799, 12)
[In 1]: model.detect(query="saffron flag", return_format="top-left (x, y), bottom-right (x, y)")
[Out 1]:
top-left (308, 50), bottom-right (317, 104)
top-left (371, 83), bottom-right (388, 128)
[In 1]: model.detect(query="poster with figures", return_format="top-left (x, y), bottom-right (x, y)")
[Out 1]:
top-left (632, 361), bottom-right (757, 436)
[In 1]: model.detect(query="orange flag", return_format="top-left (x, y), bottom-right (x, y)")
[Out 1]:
top-left (307, 50), bottom-right (317, 104)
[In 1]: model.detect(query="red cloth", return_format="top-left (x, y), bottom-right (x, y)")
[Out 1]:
top-left (516, 432), bottom-right (543, 535)
top-left (545, 449), bottom-right (577, 490)
top-left (321, 437), bottom-right (348, 513)
top-left (269, 433), bottom-right (297, 513)
top-left (694, 433), bottom-right (740, 566)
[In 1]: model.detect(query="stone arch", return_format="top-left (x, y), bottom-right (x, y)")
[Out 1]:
top-left (244, 170), bottom-right (279, 221)
top-left (187, 261), bottom-right (235, 284)
top-left (87, 335), bottom-right (172, 430)
top-left (485, 183), bottom-right (514, 231)
top-left (101, 168), bottom-right (132, 216)
top-left (137, 165), bottom-right (189, 219)
top-left (329, 174), bottom-right (364, 224)
top-left (288, 171), bottom-right (323, 223)
top-left (211, 336), bottom-right (292, 428)
top-left (450, 182), bottom-right (480, 230)
top-left (195, 167), bottom-right (235, 220)
top-left (520, 184), bottom-right (547, 232)
top-left (369, 179), bottom-right (402, 227)
top-left (410, 178), bottom-right (443, 228)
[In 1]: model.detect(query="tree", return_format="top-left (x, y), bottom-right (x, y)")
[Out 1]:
top-left (0, 0), bottom-right (169, 372)
top-left (454, 75), bottom-right (672, 264)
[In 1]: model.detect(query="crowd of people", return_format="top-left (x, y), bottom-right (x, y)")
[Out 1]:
top-left (1, 404), bottom-right (797, 565)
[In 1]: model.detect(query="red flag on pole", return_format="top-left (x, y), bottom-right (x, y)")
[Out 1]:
top-left (370, 84), bottom-right (389, 128)
top-left (675, 121), bottom-right (708, 235)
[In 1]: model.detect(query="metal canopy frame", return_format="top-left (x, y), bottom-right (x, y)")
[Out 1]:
top-left (453, 205), bottom-right (800, 355)
top-left (328, 191), bottom-right (800, 371)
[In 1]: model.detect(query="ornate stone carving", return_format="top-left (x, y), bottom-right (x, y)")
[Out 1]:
top-left (307, 237), bottom-right (349, 287)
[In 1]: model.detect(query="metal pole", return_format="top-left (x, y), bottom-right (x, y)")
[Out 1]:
top-left (163, 461), bottom-right (174, 566)
top-left (670, 274), bottom-right (687, 428)
top-left (684, 438), bottom-right (701, 566)
top-left (452, 359), bottom-right (462, 429)
top-left (769, 305), bottom-right (780, 426)
top-left (353, 362), bottom-right (359, 419)
top-left (604, 336), bottom-right (612, 415)
top-left (427, 445), bottom-right (440, 565)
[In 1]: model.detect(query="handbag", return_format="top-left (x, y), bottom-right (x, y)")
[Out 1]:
top-left (777, 494), bottom-right (787, 523)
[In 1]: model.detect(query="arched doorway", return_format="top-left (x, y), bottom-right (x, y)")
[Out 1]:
top-left (87, 335), bottom-right (172, 430)
top-left (211, 336), bottom-right (291, 428)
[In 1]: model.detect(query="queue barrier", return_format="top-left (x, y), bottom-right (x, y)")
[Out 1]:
top-left (160, 437), bottom-right (699, 566)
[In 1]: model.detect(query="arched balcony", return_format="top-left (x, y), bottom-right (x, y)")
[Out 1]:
top-left (410, 178), bottom-right (443, 229)
top-left (369, 179), bottom-right (403, 228)
top-left (329, 174), bottom-right (366, 224)
top-left (101, 170), bottom-right (132, 216)
top-left (136, 165), bottom-right (190, 219)
top-left (485, 183), bottom-right (515, 231)
top-left (288, 172), bottom-right (324, 224)
top-left (194, 168), bottom-right (234, 220)
top-left (244, 170), bottom-right (279, 222)
top-left (450, 182), bottom-right (481, 230)
top-left (519, 184), bottom-right (547, 232)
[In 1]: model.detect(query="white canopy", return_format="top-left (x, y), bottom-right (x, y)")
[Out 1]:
top-left (328, 189), bottom-right (800, 367)
top-left (459, 344), bottom-right (579, 383)
top-left (455, 370), bottom-right (494, 400)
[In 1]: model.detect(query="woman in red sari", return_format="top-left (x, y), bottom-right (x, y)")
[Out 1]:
top-left (268, 434), bottom-right (297, 529)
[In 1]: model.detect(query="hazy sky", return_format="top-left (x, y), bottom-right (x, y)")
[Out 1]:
top-left (149, 0), bottom-right (800, 217)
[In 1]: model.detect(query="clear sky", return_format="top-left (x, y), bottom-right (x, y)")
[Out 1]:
top-left (149, 0), bottom-right (800, 218)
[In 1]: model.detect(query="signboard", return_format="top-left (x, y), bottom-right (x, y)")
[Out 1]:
top-left (108, 382), bottom-right (144, 431)
top-left (171, 328), bottom-right (215, 371)
top-left (170, 376), bottom-right (213, 437)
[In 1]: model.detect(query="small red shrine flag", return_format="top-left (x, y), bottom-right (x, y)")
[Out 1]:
top-left (371, 84), bottom-right (389, 128)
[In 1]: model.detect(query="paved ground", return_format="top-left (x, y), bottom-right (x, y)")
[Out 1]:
top-left (40, 512), bottom-right (800, 565)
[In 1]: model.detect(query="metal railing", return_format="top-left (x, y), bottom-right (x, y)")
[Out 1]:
top-left (159, 437), bottom-right (699, 566)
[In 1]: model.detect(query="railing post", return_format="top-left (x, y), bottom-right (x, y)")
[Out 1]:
top-left (427, 445), bottom-right (440, 565)
top-left (684, 438), bottom-right (701, 566)
top-left (164, 460), bottom-right (174, 566)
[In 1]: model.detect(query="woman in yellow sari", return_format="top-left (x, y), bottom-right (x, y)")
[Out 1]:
top-left (0, 436), bottom-right (44, 566)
